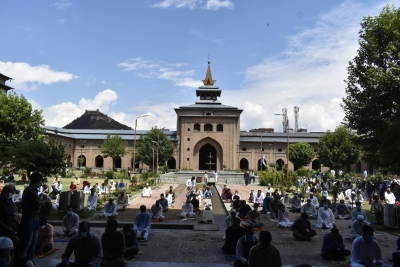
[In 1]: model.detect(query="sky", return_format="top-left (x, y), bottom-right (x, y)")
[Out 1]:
top-left (1, 0), bottom-right (399, 132)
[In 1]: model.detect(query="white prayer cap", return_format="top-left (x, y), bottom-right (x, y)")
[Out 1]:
top-left (0, 236), bottom-right (13, 249)
top-left (146, 183), bottom-right (149, 186)
top-left (357, 215), bottom-right (364, 221)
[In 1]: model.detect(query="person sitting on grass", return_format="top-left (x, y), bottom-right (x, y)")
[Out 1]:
top-left (121, 224), bottom-right (138, 260)
top-left (55, 206), bottom-right (79, 237)
top-left (222, 217), bottom-right (246, 255)
top-left (72, 176), bottom-right (80, 186)
top-left (159, 193), bottom-right (169, 212)
top-left (321, 228), bottom-right (351, 261)
top-left (117, 190), bottom-right (129, 211)
top-left (151, 200), bottom-right (164, 222)
top-left (246, 203), bottom-right (264, 228)
top-left (100, 197), bottom-right (118, 219)
top-left (133, 205), bottom-right (152, 241)
top-left (83, 184), bottom-right (91, 194)
top-left (349, 215), bottom-right (366, 242)
top-left (335, 199), bottom-right (350, 219)
top-left (370, 195), bottom-right (383, 214)
top-left (181, 197), bottom-right (196, 219)
top-left (100, 183), bottom-right (108, 195)
top-left (222, 188), bottom-right (233, 203)
top-left (261, 192), bottom-right (272, 214)
top-left (100, 219), bottom-right (126, 267)
top-left (301, 198), bottom-right (318, 219)
top-left (81, 178), bottom-right (89, 190)
top-left (56, 221), bottom-right (103, 267)
top-left (35, 217), bottom-right (54, 255)
top-left (291, 192), bottom-right (302, 212)
top-left (234, 226), bottom-right (259, 267)
top-left (141, 183), bottom-right (152, 198)
top-left (270, 195), bottom-right (282, 220)
top-left (276, 203), bottom-right (293, 228)
top-left (291, 213), bottom-right (317, 241)
top-left (351, 202), bottom-right (369, 225)
top-left (317, 200), bottom-right (336, 229)
top-left (87, 188), bottom-right (98, 211)
top-left (118, 179), bottom-right (125, 190)
top-left (248, 189), bottom-right (255, 203)
top-left (253, 189), bottom-right (264, 206)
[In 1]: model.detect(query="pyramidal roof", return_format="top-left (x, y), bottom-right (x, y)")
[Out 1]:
top-left (64, 109), bottom-right (132, 130)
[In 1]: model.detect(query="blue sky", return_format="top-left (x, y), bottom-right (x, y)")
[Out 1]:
top-left (1, 0), bottom-right (399, 132)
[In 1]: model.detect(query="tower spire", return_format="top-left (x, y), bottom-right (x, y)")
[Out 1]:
top-left (202, 56), bottom-right (216, 86)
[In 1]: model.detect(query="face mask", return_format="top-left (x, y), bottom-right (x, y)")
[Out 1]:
top-left (41, 225), bottom-right (46, 229)
top-left (0, 257), bottom-right (11, 267)
top-left (323, 204), bottom-right (328, 209)
top-left (79, 231), bottom-right (87, 238)
top-left (365, 234), bottom-right (374, 243)
top-left (67, 211), bottom-right (72, 216)
top-left (356, 206), bottom-right (361, 211)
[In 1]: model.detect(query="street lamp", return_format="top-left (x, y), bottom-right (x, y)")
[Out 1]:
top-left (274, 113), bottom-right (289, 181)
top-left (133, 114), bottom-right (149, 173)
top-left (151, 140), bottom-right (156, 184)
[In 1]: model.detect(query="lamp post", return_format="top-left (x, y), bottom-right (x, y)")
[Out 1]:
top-left (274, 113), bottom-right (290, 181)
top-left (133, 115), bottom-right (148, 173)
top-left (151, 140), bottom-right (156, 183)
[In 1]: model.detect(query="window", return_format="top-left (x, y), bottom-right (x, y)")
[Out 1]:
top-left (204, 124), bottom-right (213, 131)
top-left (187, 158), bottom-right (190, 161)
top-left (261, 148), bottom-right (264, 151)
top-left (187, 138), bottom-right (190, 141)
top-left (80, 145), bottom-right (85, 148)
top-left (278, 148), bottom-right (282, 152)
top-left (206, 112), bottom-right (212, 116)
top-left (217, 124), bottom-right (223, 132)
top-left (242, 147), bottom-right (247, 151)
top-left (187, 128), bottom-right (190, 131)
top-left (194, 124), bottom-right (200, 131)
top-left (187, 148), bottom-right (190, 151)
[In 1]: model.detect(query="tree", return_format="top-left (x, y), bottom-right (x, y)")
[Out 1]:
top-left (136, 127), bottom-right (174, 169)
top-left (9, 138), bottom-right (67, 177)
top-left (0, 91), bottom-right (45, 165)
top-left (317, 126), bottom-right (361, 170)
top-left (100, 134), bottom-right (127, 170)
top-left (288, 143), bottom-right (314, 170)
top-left (342, 6), bottom-right (400, 172)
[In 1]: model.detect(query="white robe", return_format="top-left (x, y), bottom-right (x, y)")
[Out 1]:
top-left (87, 193), bottom-right (98, 211)
top-left (317, 208), bottom-right (335, 228)
top-left (151, 204), bottom-right (164, 220)
top-left (276, 210), bottom-right (293, 227)
top-left (83, 185), bottom-right (91, 194)
top-left (142, 187), bottom-right (152, 197)
top-left (181, 203), bottom-right (195, 218)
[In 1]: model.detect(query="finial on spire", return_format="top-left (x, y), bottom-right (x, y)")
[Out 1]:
top-left (202, 56), bottom-right (216, 86)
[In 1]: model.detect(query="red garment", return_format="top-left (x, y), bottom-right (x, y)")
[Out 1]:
top-left (223, 191), bottom-right (232, 201)
top-left (70, 184), bottom-right (77, 191)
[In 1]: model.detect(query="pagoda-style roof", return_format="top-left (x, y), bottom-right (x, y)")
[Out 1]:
top-left (202, 58), bottom-right (216, 86)
top-left (0, 73), bottom-right (12, 81)
top-left (0, 84), bottom-right (13, 92)
top-left (63, 109), bottom-right (132, 130)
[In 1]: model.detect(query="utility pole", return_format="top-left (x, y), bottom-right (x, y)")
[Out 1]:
top-left (133, 114), bottom-right (148, 173)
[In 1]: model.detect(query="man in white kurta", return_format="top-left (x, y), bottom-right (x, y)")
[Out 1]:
top-left (134, 205), bottom-right (152, 240)
top-left (214, 171), bottom-right (218, 184)
top-left (281, 193), bottom-right (292, 209)
top-left (349, 215), bottom-right (365, 241)
top-left (180, 198), bottom-right (195, 218)
top-left (142, 183), bottom-right (152, 197)
top-left (87, 188), bottom-right (98, 211)
top-left (308, 193), bottom-right (319, 208)
top-left (276, 204), bottom-right (293, 228)
top-left (151, 200), bottom-right (164, 221)
top-left (385, 188), bottom-right (396, 204)
top-left (317, 202), bottom-right (335, 229)
top-left (101, 197), bottom-right (118, 218)
top-left (186, 177), bottom-right (196, 192)
top-left (83, 185), bottom-right (91, 194)
top-left (301, 199), bottom-right (317, 219)
top-left (350, 226), bottom-right (384, 267)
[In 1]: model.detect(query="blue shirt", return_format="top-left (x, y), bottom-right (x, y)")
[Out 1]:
top-left (321, 233), bottom-right (345, 253)
top-left (335, 203), bottom-right (348, 216)
top-left (134, 211), bottom-right (152, 233)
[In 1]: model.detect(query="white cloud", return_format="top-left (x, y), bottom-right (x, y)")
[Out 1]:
top-left (118, 57), bottom-right (202, 88)
top-left (0, 61), bottom-right (78, 90)
top-left (42, 89), bottom-right (118, 127)
top-left (220, 1), bottom-right (387, 132)
top-left (53, 0), bottom-right (72, 10)
top-left (149, 0), bottom-right (234, 10)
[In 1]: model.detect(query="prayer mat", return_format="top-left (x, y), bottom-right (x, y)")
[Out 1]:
top-left (138, 233), bottom-right (154, 242)
top-left (219, 248), bottom-right (236, 262)
top-left (34, 248), bottom-right (60, 259)
top-left (253, 227), bottom-right (263, 231)
top-left (54, 236), bottom-right (72, 242)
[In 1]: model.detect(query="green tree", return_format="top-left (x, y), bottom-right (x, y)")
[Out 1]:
top-left (0, 91), bottom-right (45, 165)
top-left (9, 138), bottom-right (67, 177)
top-left (288, 142), bottom-right (314, 170)
top-left (317, 126), bottom-right (361, 170)
top-left (100, 134), bottom-right (127, 170)
top-left (136, 127), bottom-right (174, 170)
top-left (342, 5), bottom-right (400, 172)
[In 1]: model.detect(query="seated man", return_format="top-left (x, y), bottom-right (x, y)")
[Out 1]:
top-left (100, 183), bottom-right (108, 195)
top-left (133, 205), bottom-right (152, 241)
top-left (270, 195), bottom-right (282, 219)
top-left (222, 188), bottom-right (233, 203)
top-left (235, 226), bottom-right (259, 267)
top-left (72, 176), bottom-right (80, 186)
top-left (291, 212), bottom-right (317, 241)
top-left (321, 228), bottom-right (351, 261)
top-left (319, 196), bottom-right (332, 209)
top-left (159, 193), bottom-right (169, 212)
top-left (118, 180), bottom-right (125, 190)
top-left (276, 203), bottom-right (293, 228)
top-left (81, 178), bottom-right (89, 190)
top-left (281, 193), bottom-right (292, 209)
top-left (151, 200), bottom-right (164, 221)
top-left (248, 231), bottom-right (282, 267)
top-left (121, 224), bottom-right (138, 260)
top-left (248, 189), bottom-right (254, 203)
top-left (191, 194), bottom-right (201, 215)
top-left (100, 219), bottom-right (126, 267)
top-left (181, 198), bottom-right (196, 219)
top-left (350, 202), bottom-right (369, 224)
top-left (56, 221), bottom-right (103, 267)
top-left (87, 188), bottom-right (98, 211)
top-left (349, 215), bottom-right (366, 242)
top-left (261, 192), bottom-right (272, 214)
top-left (204, 187), bottom-right (213, 198)
top-left (246, 203), bottom-right (264, 228)
top-left (317, 200), bottom-right (335, 229)
top-left (238, 200), bottom-right (252, 219)
top-left (83, 184), bottom-right (91, 194)
top-left (35, 217), bottom-right (54, 255)
top-left (0, 185), bottom-right (19, 247)
top-left (222, 217), bottom-right (246, 254)
top-left (100, 197), bottom-right (118, 218)
top-left (291, 192), bottom-right (302, 212)
top-left (55, 181), bottom-right (63, 192)
top-left (56, 206), bottom-right (79, 237)
top-left (308, 193), bottom-right (319, 208)
top-left (335, 199), bottom-right (350, 219)
top-left (301, 198), bottom-right (318, 219)
top-left (50, 185), bottom-right (61, 199)
top-left (186, 176), bottom-right (196, 192)
top-left (141, 183), bottom-right (152, 198)
top-left (117, 190), bottom-right (129, 211)
top-left (370, 195), bottom-right (383, 214)
top-left (12, 188), bottom-right (22, 203)
top-left (351, 225), bottom-right (384, 267)
top-left (168, 185), bottom-right (175, 204)
top-left (253, 189), bottom-right (264, 206)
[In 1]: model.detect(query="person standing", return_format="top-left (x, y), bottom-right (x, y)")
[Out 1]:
top-left (244, 171), bottom-right (250, 186)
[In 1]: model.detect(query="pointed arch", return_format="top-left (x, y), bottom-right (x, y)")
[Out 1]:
top-left (193, 137), bottom-right (223, 170)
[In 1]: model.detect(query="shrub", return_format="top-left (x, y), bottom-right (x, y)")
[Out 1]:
top-left (81, 174), bottom-right (87, 179)
top-left (296, 167), bottom-right (309, 177)
top-left (84, 167), bottom-right (92, 174)
top-left (1, 168), bottom-right (10, 177)
top-left (59, 169), bottom-right (66, 178)
top-left (106, 170), bottom-right (115, 179)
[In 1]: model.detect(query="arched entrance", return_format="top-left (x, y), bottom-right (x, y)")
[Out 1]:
top-left (356, 161), bottom-right (361, 173)
top-left (167, 158), bottom-right (176, 169)
top-left (257, 159), bottom-right (266, 171)
top-left (115, 156), bottom-right (122, 169)
top-left (95, 155), bottom-right (104, 168)
top-left (77, 155), bottom-right (86, 167)
top-left (67, 154), bottom-right (71, 166)
top-left (312, 159), bottom-right (320, 170)
top-left (131, 160), bottom-right (139, 169)
top-left (276, 159), bottom-right (285, 171)
top-left (240, 158), bottom-right (249, 170)
top-left (199, 144), bottom-right (217, 170)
